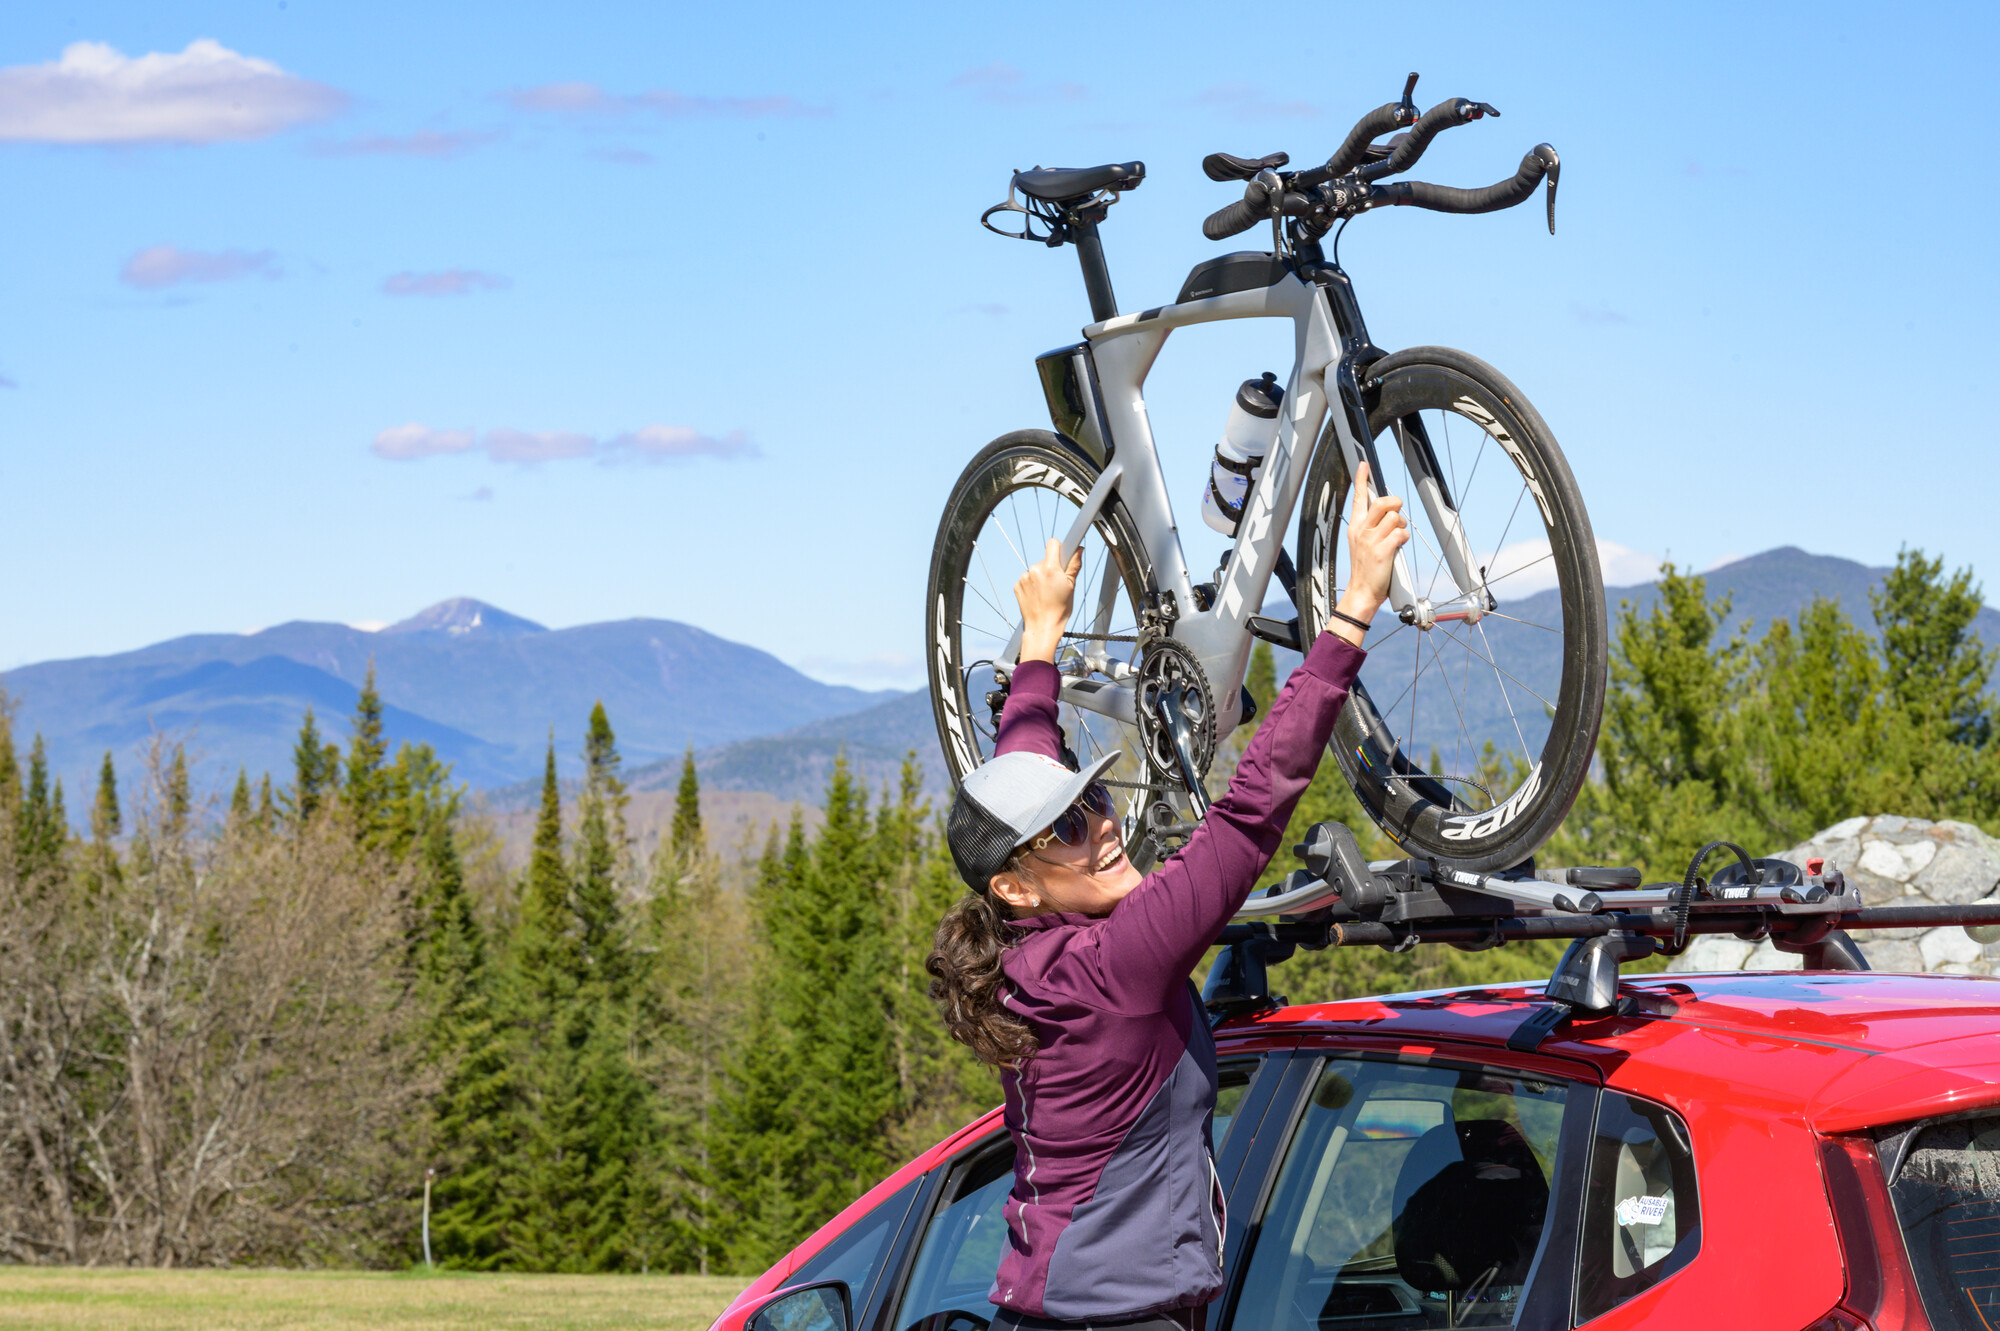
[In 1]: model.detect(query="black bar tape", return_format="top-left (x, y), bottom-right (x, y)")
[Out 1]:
top-left (1358, 98), bottom-right (1482, 183)
top-left (1297, 102), bottom-right (1411, 187)
top-left (1202, 197), bottom-right (1265, 241)
top-left (1368, 146), bottom-right (1552, 215)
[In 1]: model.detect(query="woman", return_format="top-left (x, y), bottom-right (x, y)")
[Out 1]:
top-left (928, 464), bottom-right (1408, 1331)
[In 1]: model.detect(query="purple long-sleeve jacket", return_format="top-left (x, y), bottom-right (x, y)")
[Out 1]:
top-left (987, 631), bottom-right (1365, 1321)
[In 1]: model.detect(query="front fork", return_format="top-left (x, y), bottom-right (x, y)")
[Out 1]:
top-left (1318, 264), bottom-right (1487, 628)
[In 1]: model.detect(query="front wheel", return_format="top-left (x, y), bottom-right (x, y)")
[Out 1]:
top-left (1297, 347), bottom-right (1607, 871)
top-left (926, 431), bottom-right (1186, 872)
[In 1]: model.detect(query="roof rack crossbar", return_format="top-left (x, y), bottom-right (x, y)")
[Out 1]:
top-left (1204, 818), bottom-right (2000, 1036)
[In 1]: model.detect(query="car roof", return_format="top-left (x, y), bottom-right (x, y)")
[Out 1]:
top-left (1224, 969), bottom-right (2000, 1130)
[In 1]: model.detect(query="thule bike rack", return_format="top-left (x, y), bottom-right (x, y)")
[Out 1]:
top-left (1204, 821), bottom-right (2000, 1050)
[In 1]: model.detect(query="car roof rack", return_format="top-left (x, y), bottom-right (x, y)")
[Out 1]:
top-left (1204, 820), bottom-right (2000, 1051)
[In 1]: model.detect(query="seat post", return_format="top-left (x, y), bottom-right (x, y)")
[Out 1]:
top-left (1069, 217), bottom-right (1118, 323)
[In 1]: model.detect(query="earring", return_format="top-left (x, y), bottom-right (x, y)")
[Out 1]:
top-left (1026, 897), bottom-right (1041, 908)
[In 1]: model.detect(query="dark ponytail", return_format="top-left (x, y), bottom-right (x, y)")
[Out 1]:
top-left (927, 872), bottom-right (1039, 1068)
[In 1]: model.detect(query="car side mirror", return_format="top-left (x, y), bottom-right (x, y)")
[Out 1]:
top-left (747, 1280), bottom-right (853, 1331)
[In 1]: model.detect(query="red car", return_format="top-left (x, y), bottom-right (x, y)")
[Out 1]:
top-left (715, 969), bottom-right (2000, 1331)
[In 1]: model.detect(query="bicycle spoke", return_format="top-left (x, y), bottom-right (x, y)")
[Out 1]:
top-left (1487, 549), bottom-right (1555, 589)
top-left (1475, 617), bottom-right (1534, 759)
top-left (1452, 415), bottom-right (1493, 516)
top-left (1485, 610), bottom-right (1563, 635)
top-left (1419, 623), bottom-right (1477, 780)
top-left (1483, 486), bottom-right (1530, 584)
top-left (1434, 620), bottom-right (1559, 714)
top-left (961, 573), bottom-right (1012, 636)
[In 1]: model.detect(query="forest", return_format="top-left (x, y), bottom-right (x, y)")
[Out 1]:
top-left (0, 548), bottom-right (1994, 1274)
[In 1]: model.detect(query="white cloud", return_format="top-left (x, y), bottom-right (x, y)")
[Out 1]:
top-left (604, 425), bottom-right (757, 462)
top-left (381, 269), bottom-right (508, 297)
top-left (0, 39), bottom-right (346, 144)
top-left (312, 129), bottom-right (497, 159)
top-left (373, 423), bottom-right (759, 466)
top-left (503, 81), bottom-right (825, 118)
top-left (1194, 83), bottom-right (1318, 120)
top-left (949, 63), bottom-right (1086, 106)
top-left (347, 619), bottom-right (388, 633)
top-left (1478, 538), bottom-right (1661, 598)
top-left (119, 244), bottom-right (278, 289)
top-left (484, 428), bottom-right (594, 464)
top-left (372, 424), bottom-right (474, 460)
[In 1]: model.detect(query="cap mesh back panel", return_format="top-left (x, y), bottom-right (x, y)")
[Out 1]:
top-left (948, 789), bottom-right (1020, 890)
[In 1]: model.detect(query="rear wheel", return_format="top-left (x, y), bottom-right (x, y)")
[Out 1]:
top-left (1296, 347), bottom-right (1606, 871)
top-left (927, 431), bottom-right (1184, 871)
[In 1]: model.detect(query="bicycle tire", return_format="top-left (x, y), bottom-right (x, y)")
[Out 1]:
top-left (1296, 347), bottom-right (1606, 871)
top-left (926, 430), bottom-right (1180, 872)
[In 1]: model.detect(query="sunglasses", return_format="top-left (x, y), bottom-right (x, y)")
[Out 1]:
top-left (1024, 782), bottom-right (1118, 854)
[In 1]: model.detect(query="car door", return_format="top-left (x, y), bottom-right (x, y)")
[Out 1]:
top-left (878, 1048), bottom-right (1290, 1331)
top-left (1217, 1043), bottom-right (1599, 1331)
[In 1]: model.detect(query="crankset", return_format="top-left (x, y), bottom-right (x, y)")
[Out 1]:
top-left (1135, 638), bottom-right (1216, 810)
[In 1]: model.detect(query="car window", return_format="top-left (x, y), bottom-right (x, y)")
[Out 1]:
top-left (1886, 1112), bottom-right (2000, 1329)
top-left (1214, 1059), bottom-right (1258, 1150)
top-left (1574, 1091), bottom-right (1700, 1322)
top-left (892, 1144), bottom-right (1013, 1331)
top-left (1229, 1056), bottom-right (1571, 1330)
top-left (792, 1175), bottom-right (924, 1309)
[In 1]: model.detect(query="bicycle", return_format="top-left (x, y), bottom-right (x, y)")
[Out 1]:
top-left (926, 73), bottom-right (1606, 874)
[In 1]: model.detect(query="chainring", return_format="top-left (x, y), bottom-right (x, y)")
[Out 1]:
top-left (1134, 637), bottom-right (1217, 787)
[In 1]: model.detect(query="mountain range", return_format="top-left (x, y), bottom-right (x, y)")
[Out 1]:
top-left (4, 548), bottom-right (1994, 816)
top-left (1, 598), bottom-right (893, 800)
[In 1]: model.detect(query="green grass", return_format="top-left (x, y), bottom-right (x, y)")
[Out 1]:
top-left (0, 1268), bottom-right (748, 1330)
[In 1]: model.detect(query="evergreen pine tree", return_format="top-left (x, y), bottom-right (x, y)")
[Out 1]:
top-left (499, 726), bottom-right (654, 1271)
top-left (518, 741), bottom-right (573, 986)
top-left (19, 735), bottom-right (63, 879)
top-left (710, 822), bottom-right (808, 1269)
top-left (0, 695), bottom-right (19, 826)
top-left (228, 768), bottom-right (253, 828)
top-left (1869, 549), bottom-right (2000, 823)
top-left (670, 746), bottom-right (703, 866)
top-left (636, 756), bottom-right (749, 1273)
top-left (255, 773), bottom-right (274, 830)
top-left (1555, 564), bottom-right (1759, 876)
top-left (164, 745), bottom-right (192, 844)
top-left (345, 664), bottom-right (391, 844)
top-left (714, 759), bottom-right (900, 1258)
top-left (84, 750), bottom-right (124, 893)
top-left (92, 753), bottom-right (121, 843)
top-left (290, 707), bottom-right (336, 823)
top-left (573, 703), bottom-right (631, 997)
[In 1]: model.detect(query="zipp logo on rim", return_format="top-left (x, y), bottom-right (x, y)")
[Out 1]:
top-left (1010, 458), bottom-right (1088, 507)
top-left (1440, 763), bottom-right (1542, 841)
top-left (933, 593), bottom-right (978, 776)
top-left (1452, 396), bottom-right (1552, 525)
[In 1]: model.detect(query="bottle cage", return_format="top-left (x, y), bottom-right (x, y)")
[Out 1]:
top-left (981, 179), bottom-right (1123, 248)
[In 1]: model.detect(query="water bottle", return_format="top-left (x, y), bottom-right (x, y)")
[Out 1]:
top-left (1200, 372), bottom-right (1285, 536)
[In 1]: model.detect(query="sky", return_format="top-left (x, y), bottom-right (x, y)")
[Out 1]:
top-left (2, 1), bottom-right (1996, 690)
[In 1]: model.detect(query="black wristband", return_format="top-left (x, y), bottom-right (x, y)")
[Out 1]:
top-left (1329, 608), bottom-right (1373, 636)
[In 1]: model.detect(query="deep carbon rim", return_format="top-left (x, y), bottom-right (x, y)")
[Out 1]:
top-left (925, 432), bottom-right (1175, 868)
top-left (1297, 350), bottom-right (1606, 870)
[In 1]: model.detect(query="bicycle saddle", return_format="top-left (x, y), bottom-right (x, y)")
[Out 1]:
top-left (1012, 161), bottom-right (1145, 202)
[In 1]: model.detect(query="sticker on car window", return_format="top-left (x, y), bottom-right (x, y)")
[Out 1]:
top-left (1615, 1194), bottom-right (1670, 1227)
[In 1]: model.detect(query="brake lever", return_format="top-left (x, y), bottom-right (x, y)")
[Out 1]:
top-left (1399, 72), bottom-right (1419, 122)
top-left (1534, 143), bottom-right (1560, 234)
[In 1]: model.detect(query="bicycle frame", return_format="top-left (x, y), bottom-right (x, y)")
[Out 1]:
top-left (1021, 258), bottom-right (1478, 738)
